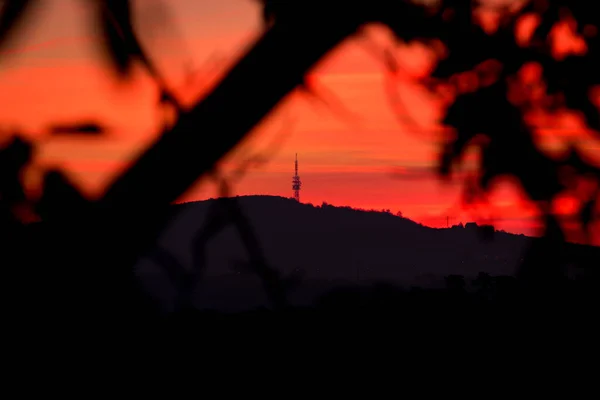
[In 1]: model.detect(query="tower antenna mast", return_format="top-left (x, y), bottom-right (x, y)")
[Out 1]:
top-left (292, 153), bottom-right (301, 202)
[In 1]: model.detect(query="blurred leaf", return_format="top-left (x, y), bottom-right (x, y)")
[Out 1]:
top-left (0, 136), bottom-right (31, 205)
top-left (96, 0), bottom-right (181, 111)
top-left (97, 0), bottom-right (136, 76)
top-left (564, 147), bottom-right (600, 178)
top-left (0, 0), bottom-right (35, 53)
top-left (36, 170), bottom-right (89, 222)
top-left (0, 135), bottom-right (32, 171)
top-left (258, 0), bottom-right (277, 27)
top-left (580, 191), bottom-right (598, 242)
top-left (48, 122), bottom-right (106, 136)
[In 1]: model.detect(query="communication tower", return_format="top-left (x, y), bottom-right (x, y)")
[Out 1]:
top-left (292, 153), bottom-right (301, 202)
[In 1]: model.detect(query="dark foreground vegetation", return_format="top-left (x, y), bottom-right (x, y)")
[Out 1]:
top-left (174, 271), bottom-right (600, 315)
top-left (147, 277), bottom-right (599, 352)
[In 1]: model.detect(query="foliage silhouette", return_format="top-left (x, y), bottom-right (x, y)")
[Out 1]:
top-left (47, 122), bottom-right (106, 136)
top-left (0, 0), bottom-right (599, 320)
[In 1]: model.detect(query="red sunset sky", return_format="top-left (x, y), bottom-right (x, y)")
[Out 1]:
top-left (0, 0), bottom-right (598, 241)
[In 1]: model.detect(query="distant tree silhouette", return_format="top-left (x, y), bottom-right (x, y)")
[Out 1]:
top-left (473, 272), bottom-right (493, 298)
top-left (445, 274), bottom-right (466, 292)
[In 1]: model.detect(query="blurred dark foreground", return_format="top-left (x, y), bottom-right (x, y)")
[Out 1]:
top-left (151, 276), bottom-right (599, 335)
top-left (6, 278), bottom-right (597, 381)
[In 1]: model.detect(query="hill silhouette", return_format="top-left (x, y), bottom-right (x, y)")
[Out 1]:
top-left (134, 195), bottom-right (599, 312)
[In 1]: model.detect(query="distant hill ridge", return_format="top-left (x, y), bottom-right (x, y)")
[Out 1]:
top-left (128, 195), bottom-right (598, 311)
top-left (143, 195), bottom-right (535, 281)
top-left (161, 195), bottom-right (597, 270)
top-left (173, 195), bottom-right (507, 235)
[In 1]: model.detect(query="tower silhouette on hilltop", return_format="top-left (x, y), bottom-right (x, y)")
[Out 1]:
top-left (292, 153), bottom-right (301, 202)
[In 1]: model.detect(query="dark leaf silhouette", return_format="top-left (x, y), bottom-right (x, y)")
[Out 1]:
top-left (48, 122), bottom-right (106, 136)
top-left (0, 0), bottom-right (35, 52)
top-left (36, 170), bottom-right (89, 222)
top-left (97, 0), bottom-right (137, 76)
top-left (95, 0), bottom-right (182, 109)
top-left (0, 136), bottom-right (32, 206)
top-left (580, 191), bottom-right (599, 243)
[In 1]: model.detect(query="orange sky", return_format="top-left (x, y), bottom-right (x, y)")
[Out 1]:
top-left (0, 0), bottom-right (598, 241)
